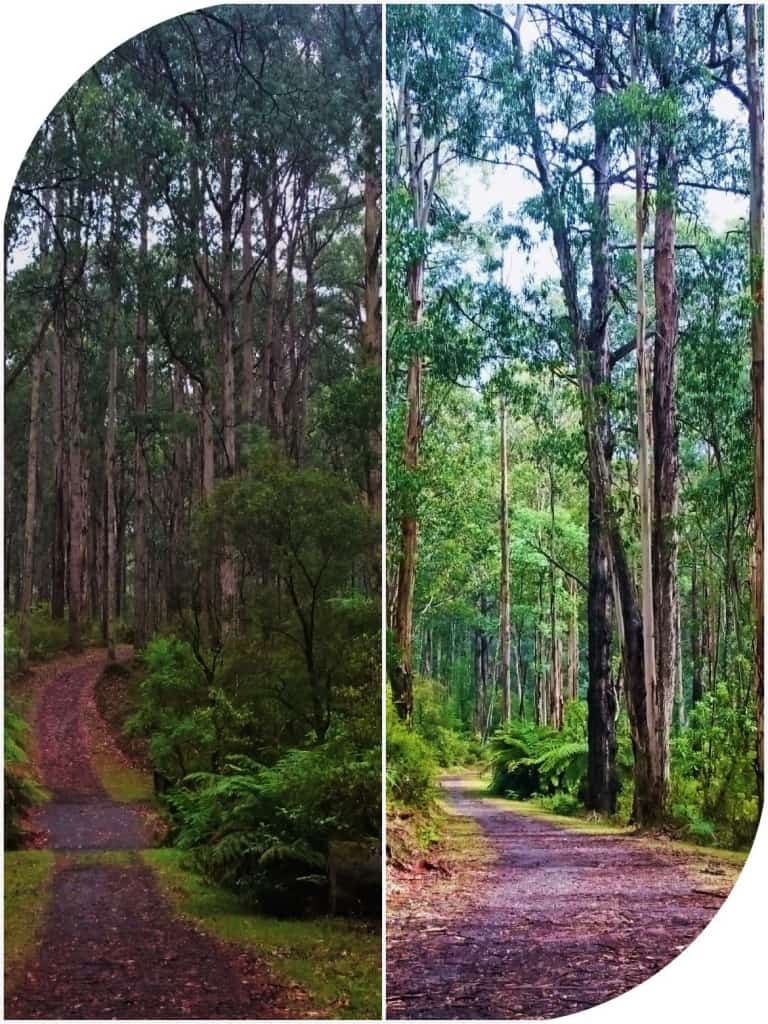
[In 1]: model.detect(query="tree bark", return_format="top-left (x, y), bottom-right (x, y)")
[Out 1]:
top-left (363, 172), bottom-right (382, 522)
top-left (240, 186), bottom-right (255, 425)
top-left (648, 2), bottom-right (680, 823)
top-left (104, 335), bottom-right (118, 662)
top-left (567, 576), bottom-right (579, 701)
top-left (745, 2), bottom-right (764, 809)
top-left (499, 399), bottom-right (512, 723)
top-left (691, 560), bottom-right (704, 704)
top-left (219, 141), bottom-right (237, 634)
top-left (584, 18), bottom-right (617, 812)
top-left (18, 337), bottom-right (45, 666)
top-left (633, 5), bottom-right (658, 772)
top-left (63, 339), bottom-right (84, 653)
top-left (134, 185), bottom-right (150, 650)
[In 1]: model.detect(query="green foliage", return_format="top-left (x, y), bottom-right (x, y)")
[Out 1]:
top-left (4, 622), bottom-right (21, 679)
top-left (387, 698), bottom-right (436, 809)
top-left (489, 702), bottom-right (588, 799)
top-left (167, 726), bottom-right (380, 915)
top-left (5, 607), bottom-right (69, 667)
top-left (669, 682), bottom-right (759, 849)
top-left (4, 701), bottom-right (45, 849)
top-left (126, 636), bottom-right (218, 779)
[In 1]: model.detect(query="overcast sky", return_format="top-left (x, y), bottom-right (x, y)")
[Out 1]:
top-left (458, 86), bottom-right (748, 290)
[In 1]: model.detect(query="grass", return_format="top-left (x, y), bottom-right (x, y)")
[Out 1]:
top-left (456, 774), bottom-right (749, 866)
top-left (67, 850), bottom-right (137, 867)
top-left (4, 850), bottom-right (55, 986)
top-left (90, 751), bottom-right (154, 803)
top-left (142, 848), bottom-right (381, 1020)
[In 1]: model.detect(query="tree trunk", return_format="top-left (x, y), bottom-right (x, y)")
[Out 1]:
top-left (363, 172), bottom-right (382, 522)
top-left (63, 340), bottom-right (84, 653)
top-left (104, 337), bottom-right (118, 662)
top-left (18, 337), bottom-right (45, 666)
top-left (548, 465), bottom-right (563, 728)
top-left (567, 576), bottom-right (579, 701)
top-left (633, 5), bottom-right (658, 774)
top-left (499, 399), bottom-right (512, 723)
top-left (746, 2), bottom-right (764, 809)
top-left (134, 185), bottom-right (150, 650)
top-left (691, 560), bottom-right (703, 704)
top-left (240, 187), bottom-right (255, 425)
top-left (584, 22), bottom-right (617, 812)
top-left (649, 2), bottom-right (680, 823)
top-left (392, 341), bottom-right (422, 723)
top-left (219, 143), bottom-right (237, 634)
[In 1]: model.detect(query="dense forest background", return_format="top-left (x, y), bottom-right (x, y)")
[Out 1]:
top-left (387, 3), bottom-right (762, 850)
top-left (5, 3), bottom-right (381, 911)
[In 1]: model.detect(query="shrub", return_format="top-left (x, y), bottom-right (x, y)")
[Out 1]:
top-left (4, 701), bottom-right (45, 849)
top-left (386, 707), bottom-right (436, 809)
top-left (669, 681), bottom-right (759, 848)
top-left (537, 792), bottom-right (582, 817)
top-left (169, 727), bottom-right (381, 915)
top-left (126, 636), bottom-right (227, 780)
top-left (488, 704), bottom-right (589, 799)
top-left (4, 623), bottom-right (21, 679)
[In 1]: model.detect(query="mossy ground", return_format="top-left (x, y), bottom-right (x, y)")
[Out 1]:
top-left (4, 850), bottom-right (55, 987)
top-left (142, 848), bottom-right (381, 1020)
top-left (90, 751), bottom-right (154, 803)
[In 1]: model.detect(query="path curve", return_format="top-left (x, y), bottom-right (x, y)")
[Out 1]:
top-left (387, 776), bottom-right (735, 1020)
top-left (5, 649), bottom-right (302, 1020)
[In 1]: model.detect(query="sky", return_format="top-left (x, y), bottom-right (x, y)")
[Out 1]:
top-left (459, 86), bottom-right (749, 290)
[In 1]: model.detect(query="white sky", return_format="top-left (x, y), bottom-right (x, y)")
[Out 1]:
top-left (459, 86), bottom-right (748, 289)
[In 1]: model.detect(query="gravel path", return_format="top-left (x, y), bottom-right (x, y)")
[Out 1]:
top-left (387, 776), bottom-right (735, 1020)
top-left (5, 651), bottom-right (303, 1020)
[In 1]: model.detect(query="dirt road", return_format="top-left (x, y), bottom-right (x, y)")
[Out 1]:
top-left (5, 650), bottom-right (301, 1020)
top-left (387, 776), bottom-right (737, 1020)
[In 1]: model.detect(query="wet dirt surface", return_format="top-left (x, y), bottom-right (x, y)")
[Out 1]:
top-left (30, 657), bottom-right (147, 849)
top-left (6, 651), bottom-right (303, 1020)
top-left (387, 776), bottom-right (735, 1020)
top-left (6, 859), bottom-right (294, 1020)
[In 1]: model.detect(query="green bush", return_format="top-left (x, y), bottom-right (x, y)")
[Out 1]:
top-left (669, 681), bottom-right (759, 848)
top-left (24, 606), bottom-right (69, 662)
top-left (386, 699), bottom-right (436, 809)
top-left (4, 701), bottom-right (45, 849)
top-left (536, 792), bottom-right (583, 817)
top-left (126, 636), bottom-right (219, 779)
top-left (488, 702), bottom-right (589, 799)
top-left (4, 623), bottom-right (21, 679)
top-left (169, 727), bottom-right (381, 915)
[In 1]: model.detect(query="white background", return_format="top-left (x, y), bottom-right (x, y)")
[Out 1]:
top-left (1, 3), bottom-right (766, 1023)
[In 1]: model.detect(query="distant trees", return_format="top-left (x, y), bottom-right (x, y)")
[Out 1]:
top-left (388, 3), bottom-right (761, 833)
top-left (6, 5), bottom-right (381, 670)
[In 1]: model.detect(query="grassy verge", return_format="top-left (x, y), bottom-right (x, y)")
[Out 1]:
top-left (4, 851), bottom-right (55, 987)
top-left (457, 775), bottom-right (748, 867)
top-left (90, 660), bottom-right (154, 804)
top-left (141, 848), bottom-right (381, 1020)
top-left (90, 751), bottom-right (154, 803)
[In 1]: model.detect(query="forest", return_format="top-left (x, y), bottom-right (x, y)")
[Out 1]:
top-left (4, 5), bottom-right (381, 1018)
top-left (387, 2), bottom-right (763, 850)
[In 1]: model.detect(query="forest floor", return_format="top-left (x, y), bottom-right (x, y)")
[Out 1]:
top-left (3, 648), bottom-right (346, 1020)
top-left (387, 773), bottom-right (743, 1020)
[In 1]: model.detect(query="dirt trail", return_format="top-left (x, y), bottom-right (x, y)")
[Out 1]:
top-left (5, 650), bottom-right (302, 1020)
top-left (387, 776), bottom-right (737, 1020)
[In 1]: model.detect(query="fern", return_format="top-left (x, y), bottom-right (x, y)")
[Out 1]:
top-left (489, 719), bottom-right (587, 799)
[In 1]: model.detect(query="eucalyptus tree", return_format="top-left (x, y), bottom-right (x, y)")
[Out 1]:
top-left (6, 5), bottom-right (380, 664)
top-left (386, 4), bottom-right (500, 721)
